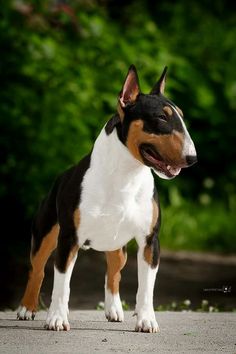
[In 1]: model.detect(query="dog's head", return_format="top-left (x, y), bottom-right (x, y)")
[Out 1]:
top-left (116, 65), bottom-right (197, 179)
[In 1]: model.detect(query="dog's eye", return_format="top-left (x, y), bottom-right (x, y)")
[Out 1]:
top-left (158, 114), bottom-right (168, 122)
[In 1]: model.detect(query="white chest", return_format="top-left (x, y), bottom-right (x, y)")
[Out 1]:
top-left (77, 129), bottom-right (154, 251)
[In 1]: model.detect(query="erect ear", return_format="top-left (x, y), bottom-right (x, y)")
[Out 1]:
top-left (119, 65), bottom-right (140, 109)
top-left (150, 66), bottom-right (168, 95)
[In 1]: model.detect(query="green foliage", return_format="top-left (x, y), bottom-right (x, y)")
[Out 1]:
top-left (121, 300), bottom-right (130, 311)
top-left (160, 185), bottom-right (236, 253)
top-left (0, 0), bottom-right (235, 251)
top-left (96, 301), bottom-right (104, 310)
top-left (128, 177), bottom-right (236, 253)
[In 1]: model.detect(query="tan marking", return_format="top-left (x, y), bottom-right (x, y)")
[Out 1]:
top-left (126, 119), bottom-right (185, 165)
top-left (73, 208), bottom-right (80, 229)
top-left (144, 199), bottom-right (159, 266)
top-left (151, 199), bottom-right (159, 231)
top-left (144, 246), bottom-right (152, 265)
top-left (22, 224), bottom-right (59, 312)
top-left (126, 120), bottom-right (145, 163)
top-left (106, 249), bottom-right (127, 294)
top-left (163, 106), bottom-right (173, 116)
top-left (154, 131), bottom-right (184, 162)
top-left (176, 106), bottom-right (183, 116)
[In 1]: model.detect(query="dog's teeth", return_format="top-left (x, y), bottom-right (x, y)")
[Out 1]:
top-left (167, 165), bottom-right (171, 171)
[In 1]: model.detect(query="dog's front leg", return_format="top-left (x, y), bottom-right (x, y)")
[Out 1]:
top-left (45, 261), bottom-right (74, 330)
top-left (45, 253), bottom-right (77, 331)
top-left (134, 245), bottom-right (159, 333)
top-left (105, 248), bottom-right (127, 322)
top-left (45, 226), bottom-right (79, 331)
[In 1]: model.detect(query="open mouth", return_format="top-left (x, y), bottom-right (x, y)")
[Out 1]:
top-left (139, 144), bottom-right (181, 178)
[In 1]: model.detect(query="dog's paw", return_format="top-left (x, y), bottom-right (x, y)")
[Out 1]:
top-left (17, 306), bottom-right (36, 320)
top-left (105, 291), bottom-right (124, 322)
top-left (135, 308), bottom-right (159, 333)
top-left (45, 306), bottom-right (70, 331)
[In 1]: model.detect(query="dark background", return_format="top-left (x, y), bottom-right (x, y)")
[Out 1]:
top-left (0, 0), bottom-right (235, 310)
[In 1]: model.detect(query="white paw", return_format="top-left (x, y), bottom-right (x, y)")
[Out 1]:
top-left (105, 290), bottom-right (124, 322)
top-left (17, 306), bottom-right (36, 320)
top-left (135, 308), bottom-right (159, 333)
top-left (45, 304), bottom-right (70, 331)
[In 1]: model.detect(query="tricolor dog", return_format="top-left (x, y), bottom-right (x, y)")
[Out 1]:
top-left (17, 65), bottom-right (197, 332)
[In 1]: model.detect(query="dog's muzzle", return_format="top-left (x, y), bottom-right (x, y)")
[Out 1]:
top-left (186, 155), bottom-right (198, 167)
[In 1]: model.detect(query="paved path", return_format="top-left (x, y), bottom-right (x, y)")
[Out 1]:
top-left (0, 311), bottom-right (235, 353)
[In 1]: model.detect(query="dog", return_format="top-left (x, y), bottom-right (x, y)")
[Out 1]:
top-left (17, 65), bottom-right (197, 332)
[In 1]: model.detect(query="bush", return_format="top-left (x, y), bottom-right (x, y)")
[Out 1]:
top-left (0, 0), bottom-right (235, 252)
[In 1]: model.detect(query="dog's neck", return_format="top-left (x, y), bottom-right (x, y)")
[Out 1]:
top-left (91, 126), bottom-right (151, 183)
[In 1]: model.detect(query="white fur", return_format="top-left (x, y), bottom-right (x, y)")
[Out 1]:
top-left (151, 166), bottom-right (172, 180)
top-left (76, 128), bottom-right (159, 331)
top-left (134, 246), bottom-right (159, 332)
top-left (104, 276), bottom-right (124, 322)
top-left (170, 104), bottom-right (196, 158)
top-left (17, 306), bottom-right (35, 320)
top-left (77, 128), bottom-right (154, 251)
top-left (45, 255), bottom-right (77, 331)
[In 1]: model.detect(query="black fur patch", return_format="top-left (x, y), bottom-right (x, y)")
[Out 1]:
top-left (106, 94), bottom-right (184, 147)
top-left (31, 176), bottom-right (61, 256)
top-left (105, 113), bottom-right (125, 145)
top-left (31, 153), bottom-right (91, 273)
top-left (56, 153), bottom-right (91, 272)
top-left (105, 114), bottom-right (121, 135)
top-left (145, 187), bottom-right (161, 268)
top-left (126, 94), bottom-right (183, 136)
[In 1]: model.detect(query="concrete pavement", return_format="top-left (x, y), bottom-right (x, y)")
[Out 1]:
top-left (0, 310), bottom-right (235, 353)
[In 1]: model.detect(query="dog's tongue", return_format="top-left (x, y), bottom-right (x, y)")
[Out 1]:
top-left (142, 149), bottom-right (181, 177)
top-left (166, 165), bottom-right (181, 176)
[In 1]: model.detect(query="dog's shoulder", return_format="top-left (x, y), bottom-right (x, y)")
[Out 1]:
top-left (54, 153), bottom-right (92, 214)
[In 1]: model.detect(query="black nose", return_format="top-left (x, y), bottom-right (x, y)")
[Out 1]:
top-left (186, 155), bottom-right (198, 166)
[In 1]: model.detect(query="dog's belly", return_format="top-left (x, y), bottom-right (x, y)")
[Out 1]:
top-left (77, 199), bottom-right (153, 251)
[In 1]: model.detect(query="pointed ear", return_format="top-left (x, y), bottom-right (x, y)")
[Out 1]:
top-left (119, 65), bottom-right (140, 108)
top-left (150, 66), bottom-right (168, 95)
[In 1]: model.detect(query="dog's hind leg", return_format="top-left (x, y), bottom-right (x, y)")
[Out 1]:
top-left (17, 179), bottom-right (59, 320)
top-left (17, 224), bottom-right (59, 320)
top-left (105, 247), bottom-right (127, 322)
